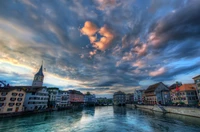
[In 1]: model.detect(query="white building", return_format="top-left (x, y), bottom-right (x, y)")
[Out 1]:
top-left (23, 86), bottom-right (49, 111)
top-left (193, 75), bottom-right (200, 103)
top-left (47, 88), bottom-right (59, 109)
top-left (133, 89), bottom-right (145, 103)
top-left (23, 63), bottom-right (48, 111)
top-left (113, 91), bottom-right (126, 106)
top-left (59, 90), bottom-right (70, 108)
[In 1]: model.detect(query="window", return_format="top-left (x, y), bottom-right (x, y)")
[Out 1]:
top-left (191, 92), bottom-right (194, 95)
top-left (0, 97), bottom-right (6, 101)
top-left (16, 103), bottom-right (21, 106)
top-left (17, 98), bottom-right (23, 101)
top-left (10, 97), bottom-right (16, 101)
top-left (0, 103), bottom-right (4, 107)
top-left (12, 93), bottom-right (18, 96)
top-left (192, 97), bottom-right (196, 100)
top-left (9, 103), bottom-right (15, 107)
top-left (18, 93), bottom-right (24, 97)
top-left (17, 89), bottom-right (21, 92)
top-left (7, 108), bottom-right (13, 111)
top-left (198, 84), bottom-right (200, 87)
top-left (1, 92), bottom-right (7, 96)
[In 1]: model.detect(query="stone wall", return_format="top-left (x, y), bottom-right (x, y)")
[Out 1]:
top-left (126, 104), bottom-right (200, 118)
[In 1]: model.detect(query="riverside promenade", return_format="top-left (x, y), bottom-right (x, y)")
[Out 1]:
top-left (126, 104), bottom-right (200, 118)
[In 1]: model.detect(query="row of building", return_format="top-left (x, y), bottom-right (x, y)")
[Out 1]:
top-left (113, 75), bottom-right (200, 106)
top-left (0, 65), bottom-right (97, 114)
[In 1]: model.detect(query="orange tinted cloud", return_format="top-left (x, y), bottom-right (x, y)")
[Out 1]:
top-left (132, 60), bottom-right (145, 68)
top-left (80, 21), bottom-right (98, 36)
top-left (94, 25), bottom-right (114, 51)
top-left (81, 22), bottom-right (114, 52)
top-left (133, 44), bottom-right (147, 56)
top-left (149, 67), bottom-right (166, 76)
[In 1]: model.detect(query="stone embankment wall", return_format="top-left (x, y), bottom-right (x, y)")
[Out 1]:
top-left (126, 104), bottom-right (200, 118)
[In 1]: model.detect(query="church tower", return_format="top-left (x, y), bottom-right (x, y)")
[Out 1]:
top-left (32, 64), bottom-right (44, 87)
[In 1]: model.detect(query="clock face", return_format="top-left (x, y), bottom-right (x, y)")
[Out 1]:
top-left (39, 76), bottom-right (43, 81)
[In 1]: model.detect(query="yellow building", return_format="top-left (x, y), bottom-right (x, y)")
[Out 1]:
top-left (0, 87), bottom-right (26, 114)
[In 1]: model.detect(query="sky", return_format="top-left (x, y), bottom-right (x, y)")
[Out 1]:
top-left (0, 0), bottom-right (200, 98)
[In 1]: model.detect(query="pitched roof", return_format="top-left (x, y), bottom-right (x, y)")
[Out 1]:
top-left (169, 83), bottom-right (182, 90)
top-left (35, 65), bottom-right (44, 76)
top-left (68, 90), bottom-right (83, 95)
top-left (114, 91), bottom-right (125, 95)
top-left (145, 82), bottom-right (164, 93)
top-left (192, 75), bottom-right (200, 79)
top-left (171, 84), bottom-right (196, 92)
top-left (0, 87), bottom-right (25, 92)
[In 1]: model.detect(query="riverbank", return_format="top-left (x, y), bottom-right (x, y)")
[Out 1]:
top-left (0, 106), bottom-right (73, 118)
top-left (126, 104), bottom-right (200, 118)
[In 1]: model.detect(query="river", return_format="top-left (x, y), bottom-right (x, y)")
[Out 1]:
top-left (0, 106), bottom-right (200, 132)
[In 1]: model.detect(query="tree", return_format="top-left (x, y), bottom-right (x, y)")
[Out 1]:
top-left (86, 92), bottom-right (91, 95)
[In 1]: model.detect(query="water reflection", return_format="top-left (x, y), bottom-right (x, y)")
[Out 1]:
top-left (0, 106), bottom-right (200, 132)
top-left (113, 106), bottom-right (126, 115)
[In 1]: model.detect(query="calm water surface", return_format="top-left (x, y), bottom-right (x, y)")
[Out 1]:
top-left (0, 106), bottom-right (200, 132)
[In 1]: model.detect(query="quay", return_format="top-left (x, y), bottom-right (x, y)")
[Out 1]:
top-left (126, 104), bottom-right (200, 118)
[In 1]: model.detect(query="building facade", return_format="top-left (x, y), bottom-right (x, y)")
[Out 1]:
top-left (113, 91), bottom-right (126, 106)
top-left (68, 90), bottom-right (84, 105)
top-left (126, 93), bottom-right (134, 104)
top-left (47, 87), bottom-right (59, 109)
top-left (84, 92), bottom-right (96, 106)
top-left (133, 90), bottom-right (145, 104)
top-left (144, 82), bottom-right (170, 105)
top-left (59, 90), bottom-right (70, 108)
top-left (193, 75), bottom-right (200, 102)
top-left (0, 87), bottom-right (26, 114)
top-left (171, 84), bottom-right (198, 105)
top-left (23, 86), bottom-right (49, 111)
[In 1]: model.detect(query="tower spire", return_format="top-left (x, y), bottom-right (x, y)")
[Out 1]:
top-left (32, 61), bottom-right (44, 86)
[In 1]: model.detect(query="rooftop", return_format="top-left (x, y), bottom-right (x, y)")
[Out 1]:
top-left (192, 75), bottom-right (200, 79)
top-left (171, 84), bottom-right (196, 92)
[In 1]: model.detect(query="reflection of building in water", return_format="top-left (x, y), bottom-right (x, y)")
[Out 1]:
top-left (83, 106), bottom-right (95, 116)
top-left (113, 106), bottom-right (126, 115)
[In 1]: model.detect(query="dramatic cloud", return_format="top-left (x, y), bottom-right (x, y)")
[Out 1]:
top-left (81, 21), bottom-right (114, 52)
top-left (80, 21), bottom-right (98, 36)
top-left (94, 25), bottom-right (114, 51)
top-left (149, 67), bottom-right (166, 77)
top-left (148, 0), bottom-right (200, 47)
top-left (0, 0), bottom-right (200, 97)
